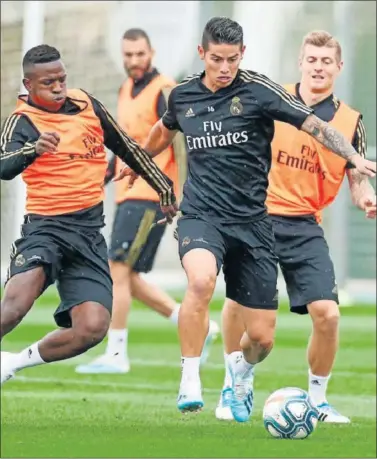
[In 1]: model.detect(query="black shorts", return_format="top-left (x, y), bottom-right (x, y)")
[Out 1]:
top-left (6, 208), bottom-right (113, 328)
top-left (108, 200), bottom-right (166, 273)
top-left (271, 215), bottom-right (339, 314)
top-left (177, 215), bottom-right (279, 309)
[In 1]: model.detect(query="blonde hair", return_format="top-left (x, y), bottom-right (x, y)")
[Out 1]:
top-left (300, 30), bottom-right (342, 63)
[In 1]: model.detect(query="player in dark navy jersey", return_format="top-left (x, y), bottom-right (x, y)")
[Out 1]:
top-left (216, 30), bottom-right (376, 424)
top-left (116, 17), bottom-right (376, 420)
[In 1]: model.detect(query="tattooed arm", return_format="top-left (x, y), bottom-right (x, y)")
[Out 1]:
top-left (301, 114), bottom-right (376, 177)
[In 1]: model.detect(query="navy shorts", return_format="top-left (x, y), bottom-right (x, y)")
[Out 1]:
top-left (271, 215), bottom-right (339, 314)
top-left (177, 215), bottom-right (279, 309)
top-left (108, 200), bottom-right (166, 273)
top-left (6, 208), bottom-right (112, 328)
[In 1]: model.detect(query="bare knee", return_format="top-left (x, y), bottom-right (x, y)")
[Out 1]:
top-left (183, 249), bottom-right (217, 297)
top-left (309, 301), bottom-right (340, 334)
top-left (80, 313), bottom-right (110, 346)
top-left (187, 272), bottom-right (216, 302)
top-left (71, 302), bottom-right (110, 348)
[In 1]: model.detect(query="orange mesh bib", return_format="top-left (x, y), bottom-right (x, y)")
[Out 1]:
top-left (115, 74), bottom-right (178, 204)
top-left (14, 89), bottom-right (108, 215)
top-left (266, 84), bottom-right (360, 222)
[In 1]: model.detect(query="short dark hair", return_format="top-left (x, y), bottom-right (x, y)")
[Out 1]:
top-left (202, 17), bottom-right (243, 51)
top-left (22, 44), bottom-right (61, 76)
top-left (122, 28), bottom-right (151, 48)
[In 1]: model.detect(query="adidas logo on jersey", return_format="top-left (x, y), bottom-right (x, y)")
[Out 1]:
top-left (185, 108), bottom-right (195, 118)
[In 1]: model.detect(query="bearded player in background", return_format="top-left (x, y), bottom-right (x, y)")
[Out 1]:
top-left (76, 29), bottom-right (219, 375)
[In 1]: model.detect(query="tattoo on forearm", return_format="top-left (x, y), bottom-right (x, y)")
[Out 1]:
top-left (302, 114), bottom-right (357, 162)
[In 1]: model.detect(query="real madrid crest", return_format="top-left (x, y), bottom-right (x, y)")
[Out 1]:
top-left (182, 237), bottom-right (191, 248)
top-left (230, 96), bottom-right (243, 116)
top-left (15, 253), bottom-right (25, 267)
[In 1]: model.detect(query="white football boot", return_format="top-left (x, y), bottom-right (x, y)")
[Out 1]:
top-left (228, 353), bottom-right (255, 423)
top-left (177, 380), bottom-right (204, 413)
top-left (316, 402), bottom-right (351, 423)
top-left (215, 386), bottom-right (234, 421)
top-left (75, 353), bottom-right (130, 374)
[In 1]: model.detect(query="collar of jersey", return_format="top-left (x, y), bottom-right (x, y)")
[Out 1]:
top-left (24, 96), bottom-right (82, 115)
top-left (132, 67), bottom-right (159, 87)
top-left (196, 70), bottom-right (241, 95)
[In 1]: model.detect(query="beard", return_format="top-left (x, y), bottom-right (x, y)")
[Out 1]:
top-left (125, 58), bottom-right (152, 79)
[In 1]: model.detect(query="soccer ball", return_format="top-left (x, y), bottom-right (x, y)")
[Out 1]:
top-left (263, 387), bottom-right (319, 439)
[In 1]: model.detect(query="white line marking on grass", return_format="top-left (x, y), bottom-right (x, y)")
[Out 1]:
top-left (21, 308), bottom-right (376, 331)
top-left (47, 356), bottom-right (376, 379)
top-left (13, 375), bottom-right (175, 391)
top-left (3, 375), bottom-right (376, 419)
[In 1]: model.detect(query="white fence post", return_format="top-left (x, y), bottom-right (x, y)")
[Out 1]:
top-left (14, 1), bottom-right (45, 238)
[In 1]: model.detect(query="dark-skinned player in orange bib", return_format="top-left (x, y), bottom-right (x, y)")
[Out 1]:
top-left (0, 44), bottom-right (177, 385)
top-left (217, 31), bottom-right (376, 424)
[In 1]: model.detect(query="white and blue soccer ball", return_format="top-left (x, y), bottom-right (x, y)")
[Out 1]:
top-left (263, 387), bottom-right (319, 439)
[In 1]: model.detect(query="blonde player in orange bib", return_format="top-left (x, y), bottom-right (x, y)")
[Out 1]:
top-left (216, 31), bottom-right (376, 423)
top-left (76, 29), bottom-right (219, 375)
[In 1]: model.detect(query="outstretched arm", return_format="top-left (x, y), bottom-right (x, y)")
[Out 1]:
top-left (247, 74), bottom-right (376, 178)
top-left (112, 119), bottom-right (178, 185)
top-left (144, 119), bottom-right (178, 158)
top-left (113, 89), bottom-right (180, 183)
top-left (89, 93), bottom-right (177, 222)
top-left (301, 114), bottom-right (376, 177)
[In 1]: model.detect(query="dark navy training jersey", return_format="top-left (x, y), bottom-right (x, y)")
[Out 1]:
top-left (162, 69), bottom-right (313, 223)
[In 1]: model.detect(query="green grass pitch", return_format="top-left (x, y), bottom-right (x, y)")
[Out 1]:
top-left (1, 290), bottom-right (376, 458)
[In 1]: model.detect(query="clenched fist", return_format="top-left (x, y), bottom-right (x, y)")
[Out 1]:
top-left (36, 132), bottom-right (60, 155)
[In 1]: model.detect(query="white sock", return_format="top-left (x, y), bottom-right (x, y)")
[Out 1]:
top-left (308, 370), bottom-right (330, 405)
top-left (227, 351), bottom-right (254, 376)
top-left (180, 356), bottom-right (201, 386)
top-left (13, 342), bottom-right (45, 372)
top-left (223, 352), bottom-right (232, 388)
top-left (106, 329), bottom-right (128, 360)
top-left (169, 304), bottom-right (180, 325)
